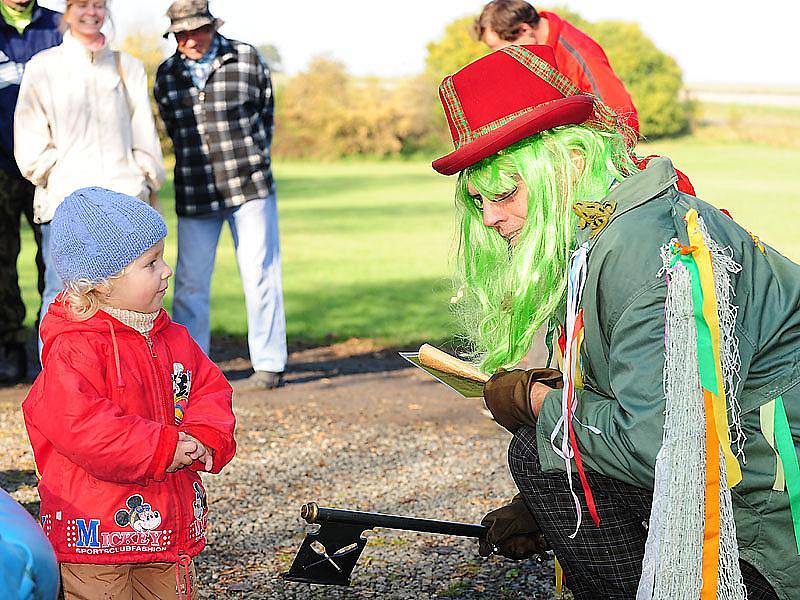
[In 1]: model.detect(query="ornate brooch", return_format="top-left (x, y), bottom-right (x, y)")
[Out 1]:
top-left (572, 200), bottom-right (618, 237)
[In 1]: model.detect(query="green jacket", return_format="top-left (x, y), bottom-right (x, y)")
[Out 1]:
top-left (536, 158), bottom-right (800, 599)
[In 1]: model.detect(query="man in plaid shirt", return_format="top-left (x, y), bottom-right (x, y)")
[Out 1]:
top-left (155, 0), bottom-right (287, 389)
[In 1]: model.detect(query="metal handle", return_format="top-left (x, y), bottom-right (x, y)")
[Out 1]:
top-left (300, 502), bottom-right (486, 538)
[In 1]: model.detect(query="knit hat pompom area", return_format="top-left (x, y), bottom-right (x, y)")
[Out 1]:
top-left (50, 187), bottom-right (168, 282)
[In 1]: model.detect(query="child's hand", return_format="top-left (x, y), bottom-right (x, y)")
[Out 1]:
top-left (166, 432), bottom-right (198, 473)
top-left (181, 433), bottom-right (214, 472)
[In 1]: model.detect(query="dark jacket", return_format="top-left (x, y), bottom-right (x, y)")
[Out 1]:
top-left (154, 34), bottom-right (274, 216)
top-left (0, 3), bottom-right (61, 176)
top-left (536, 158), bottom-right (800, 599)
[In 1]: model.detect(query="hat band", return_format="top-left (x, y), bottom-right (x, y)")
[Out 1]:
top-left (472, 106), bottom-right (535, 139)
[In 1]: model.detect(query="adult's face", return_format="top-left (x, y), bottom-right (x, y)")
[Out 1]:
top-left (2, 0), bottom-right (34, 11)
top-left (481, 25), bottom-right (538, 51)
top-left (64, 0), bottom-right (106, 38)
top-left (175, 24), bottom-right (215, 60)
top-left (467, 177), bottom-right (529, 245)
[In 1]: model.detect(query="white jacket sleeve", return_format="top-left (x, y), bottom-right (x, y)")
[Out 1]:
top-left (14, 59), bottom-right (58, 188)
top-left (125, 55), bottom-right (166, 192)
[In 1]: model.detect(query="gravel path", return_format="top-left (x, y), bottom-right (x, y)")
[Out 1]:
top-left (0, 340), bottom-right (556, 599)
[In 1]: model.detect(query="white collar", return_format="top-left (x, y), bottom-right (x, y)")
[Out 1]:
top-left (61, 29), bottom-right (111, 62)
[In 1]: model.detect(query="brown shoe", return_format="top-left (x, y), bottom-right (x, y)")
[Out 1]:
top-left (246, 370), bottom-right (283, 390)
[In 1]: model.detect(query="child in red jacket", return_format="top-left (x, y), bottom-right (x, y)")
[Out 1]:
top-left (23, 187), bottom-right (236, 599)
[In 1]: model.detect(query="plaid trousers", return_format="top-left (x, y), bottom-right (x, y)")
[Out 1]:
top-left (508, 425), bottom-right (777, 600)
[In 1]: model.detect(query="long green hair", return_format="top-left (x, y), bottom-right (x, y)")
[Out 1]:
top-left (453, 125), bottom-right (637, 372)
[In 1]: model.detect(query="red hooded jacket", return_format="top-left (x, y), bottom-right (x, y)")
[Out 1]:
top-left (23, 303), bottom-right (236, 565)
top-left (541, 11), bottom-right (639, 136)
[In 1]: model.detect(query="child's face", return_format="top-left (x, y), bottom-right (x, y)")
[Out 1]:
top-left (103, 240), bottom-right (172, 313)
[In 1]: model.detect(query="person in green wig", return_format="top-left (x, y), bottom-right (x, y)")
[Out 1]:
top-left (432, 44), bottom-right (800, 600)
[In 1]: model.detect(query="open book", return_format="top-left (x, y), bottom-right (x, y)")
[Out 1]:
top-left (399, 344), bottom-right (489, 398)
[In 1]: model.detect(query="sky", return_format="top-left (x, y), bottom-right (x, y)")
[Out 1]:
top-left (42, 0), bottom-right (800, 87)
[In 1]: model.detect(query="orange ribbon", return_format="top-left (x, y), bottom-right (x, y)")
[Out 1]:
top-left (700, 390), bottom-right (721, 599)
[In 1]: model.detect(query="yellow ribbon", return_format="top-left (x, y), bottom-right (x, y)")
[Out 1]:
top-left (555, 558), bottom-right (563, 596)
top-left (686, 209), bottom-right (743, 487)
top-left (573, 327), bottom-right (584, 390)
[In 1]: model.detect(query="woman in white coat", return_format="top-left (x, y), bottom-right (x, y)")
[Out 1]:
top-left (14, 0), bottom-right (165, 340)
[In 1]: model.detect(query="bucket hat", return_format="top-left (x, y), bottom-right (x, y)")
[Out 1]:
top-left (163, 0), bottom-right (224, 39)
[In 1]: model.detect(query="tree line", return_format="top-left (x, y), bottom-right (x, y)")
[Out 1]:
top-left (124, 9), bottom-right (693, 161)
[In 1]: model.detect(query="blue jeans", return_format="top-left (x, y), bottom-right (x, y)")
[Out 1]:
top-left (172, 192), bottom-right (287, 373)
top-left (38, 222), bottom-right (65, 360)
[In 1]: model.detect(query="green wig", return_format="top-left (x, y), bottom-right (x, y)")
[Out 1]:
top-left (453, 124), bottom-right (638, 372)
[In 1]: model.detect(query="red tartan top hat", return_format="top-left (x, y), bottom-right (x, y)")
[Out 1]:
top-left (432, 45), bottom-right (595, 175)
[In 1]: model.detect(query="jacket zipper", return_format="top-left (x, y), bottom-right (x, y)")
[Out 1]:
top-left (142, 332), bottom-right (186, 561)
top-left (89, 48), bottom-right (107, 176)
top-left (177, 552), bottom-right (192, 599)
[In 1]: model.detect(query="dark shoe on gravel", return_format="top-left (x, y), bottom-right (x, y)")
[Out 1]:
top-left (246, 370), bottom-right (283, 390)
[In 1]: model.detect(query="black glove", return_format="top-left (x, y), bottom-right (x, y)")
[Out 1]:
top-left (483, 368), bottom-right (562, 433)
top-left (478, 494), bottom-right (550, 560)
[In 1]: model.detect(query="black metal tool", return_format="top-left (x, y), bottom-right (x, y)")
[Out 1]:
top-left (281, 502), bottom-right (488, 586)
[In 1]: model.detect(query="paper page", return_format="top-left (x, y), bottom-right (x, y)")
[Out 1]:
top-left (399, 352), bottom-right (485, 398)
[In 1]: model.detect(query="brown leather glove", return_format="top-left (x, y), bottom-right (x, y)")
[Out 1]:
top-left (478, 494), bottom-right (550, 560)
top-left (483, 368), bottom-right (562, 433)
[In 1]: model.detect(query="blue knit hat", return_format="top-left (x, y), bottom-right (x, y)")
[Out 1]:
top-left (50, 187), bottom-right (168, 282)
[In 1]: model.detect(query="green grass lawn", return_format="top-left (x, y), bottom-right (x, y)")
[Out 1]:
top-left (639, 138), bottom-right (800, 259)
top-left (16, 138), bottom-right (800, 348)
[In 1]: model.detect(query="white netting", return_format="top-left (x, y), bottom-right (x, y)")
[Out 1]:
top-left (638, 249), bottom-right (704, 599)
top-left (637, 239), bottom-right (746, 600)
top-left (718, 443), bottom-right (747, 598)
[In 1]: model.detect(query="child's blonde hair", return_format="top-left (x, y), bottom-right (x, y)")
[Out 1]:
top-left (62, 266), bottom-right (128, 321)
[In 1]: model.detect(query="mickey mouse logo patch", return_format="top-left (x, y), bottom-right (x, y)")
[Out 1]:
top-left (115, 495), bottom-right (162, 532)
top-left (172, 363), bottom-right (192, 424)
top-left (192, 482), bottom-right (207, 521)
top-left (190, 482), bottom-right (209, 541)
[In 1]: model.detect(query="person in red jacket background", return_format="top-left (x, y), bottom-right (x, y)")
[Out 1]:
top-left (475, 1), bottom-right (697, 197)
top-left (475, 0), bottom-right (639, 137)
top-left (22, 187), bottom-right (236, 599)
